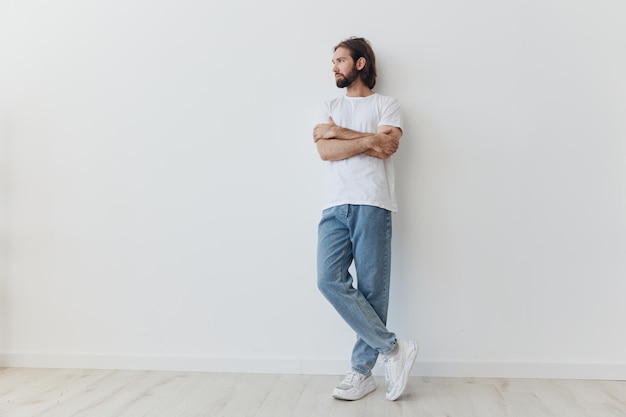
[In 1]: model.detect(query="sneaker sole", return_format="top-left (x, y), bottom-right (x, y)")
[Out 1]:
top-left (332, 382), bottom-right (376, 401)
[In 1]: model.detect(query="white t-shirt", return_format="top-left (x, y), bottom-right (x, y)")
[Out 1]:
top-left (318, 93), bottom-right (403, 212)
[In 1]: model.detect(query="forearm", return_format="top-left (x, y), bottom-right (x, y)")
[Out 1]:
top-left (314, 122), bottom-right (369, 142)
top-left (313, 119), bottom-right (401, 160)
top-left (325, 125), bottom-right (368, 141)
top-left (363, 149), bottom-right (391, 159)
top-left (316, 136), bottom-right (374, 161)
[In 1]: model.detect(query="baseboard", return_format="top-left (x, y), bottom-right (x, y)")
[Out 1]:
top-left (0, 353), bottom-right (349, 375)
top-left (411, 359), bottom-right (626, 380)
top-left (1, 353), bottom-right (624, 380)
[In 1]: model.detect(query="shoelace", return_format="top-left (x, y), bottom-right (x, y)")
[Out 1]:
top-left (384, 356), bottom-right (398, 384)
top-left (344, 371), bottom-right (362, 385)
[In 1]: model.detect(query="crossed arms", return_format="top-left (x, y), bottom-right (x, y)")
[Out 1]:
top-left (313, 117), bottom-right (402, 161)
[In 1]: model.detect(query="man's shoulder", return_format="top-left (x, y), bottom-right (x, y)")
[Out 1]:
top-left (373, 93), bottom-right (399, 104)
top-left (320, 96), bottom-right (346, 113)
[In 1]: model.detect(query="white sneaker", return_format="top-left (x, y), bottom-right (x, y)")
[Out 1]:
top-left (384, 340), bottom-right (418, 401)
top-left (332, 371), bottom-right (377, 400)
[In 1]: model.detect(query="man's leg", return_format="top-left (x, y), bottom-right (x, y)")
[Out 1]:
top-left (317, 205), bottom-right (397, 376)
top-left (349, 205), bottom-right (396, 374)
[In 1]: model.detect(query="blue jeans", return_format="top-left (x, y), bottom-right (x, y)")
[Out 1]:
top-left (317, 204), bottom-right (397, 376)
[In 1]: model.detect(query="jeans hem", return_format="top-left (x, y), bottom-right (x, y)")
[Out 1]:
top-left (352, 367), bottom-right (372, 377)
top-left (379, 339), bottom-right (397, 356)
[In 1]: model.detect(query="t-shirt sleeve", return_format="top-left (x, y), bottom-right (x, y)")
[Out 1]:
top-left (317, 102), bottom-right (331, 125)
top-left (379, 97), bottom-right (403, 131)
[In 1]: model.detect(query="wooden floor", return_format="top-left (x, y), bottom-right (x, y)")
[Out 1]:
top-left (1, 368), bottom-right (625, 417)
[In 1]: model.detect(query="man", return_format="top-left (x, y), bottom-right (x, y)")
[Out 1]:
top-left (314, 37), bottom-right (418, 401)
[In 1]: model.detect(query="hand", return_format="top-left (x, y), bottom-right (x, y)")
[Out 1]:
top-left (313, 117), bottom-right (337, 142)
top-left (369, 132), bottom-right (399, 157)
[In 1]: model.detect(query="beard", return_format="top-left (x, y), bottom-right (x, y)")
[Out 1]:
top-left (335, 65), bottom-right (359, 88)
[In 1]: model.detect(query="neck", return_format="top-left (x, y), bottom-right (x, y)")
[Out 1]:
top-left (345, 80), bottom-right (373, 97)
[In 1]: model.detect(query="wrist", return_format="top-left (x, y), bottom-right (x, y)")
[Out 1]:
top-left (320, 126), bottom-right (338, 140)
top-left (365, 134), bottom-right (379, 150)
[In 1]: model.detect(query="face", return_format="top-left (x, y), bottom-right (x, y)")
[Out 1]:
top-left (332, 47), bottom-right (359, 88)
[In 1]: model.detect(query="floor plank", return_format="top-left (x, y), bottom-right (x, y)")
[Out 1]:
top-left (1, 368), bottom-right (624, 417)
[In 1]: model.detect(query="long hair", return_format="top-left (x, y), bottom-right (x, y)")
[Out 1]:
top-left (334, 37), bottom-right (377, 89)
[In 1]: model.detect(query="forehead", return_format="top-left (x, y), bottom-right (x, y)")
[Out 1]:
top-left (333, 47), bottom-right (353, 62)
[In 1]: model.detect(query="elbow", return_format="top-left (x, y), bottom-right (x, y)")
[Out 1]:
top-left (318, 149), bottom-right (342, 161)
top-left (316, 142), bottom-right (332, 161)
top-left (318, 151), bottom-right (332, 161)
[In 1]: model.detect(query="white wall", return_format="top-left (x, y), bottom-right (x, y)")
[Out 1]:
top-left (1, 0), bottom-right (625, 379)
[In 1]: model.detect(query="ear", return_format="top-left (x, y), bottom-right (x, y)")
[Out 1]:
top-left (356, 57), bottom-right (366, 70)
